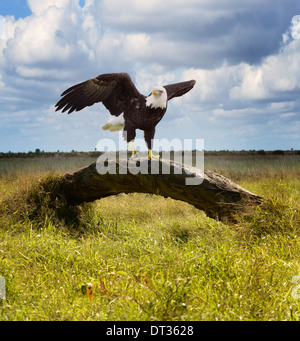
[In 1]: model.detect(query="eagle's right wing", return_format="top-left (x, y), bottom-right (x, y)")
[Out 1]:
top-left (163, 80), bottom-right (196, 101)
top-left (55, 73), bottom-right (142, 116)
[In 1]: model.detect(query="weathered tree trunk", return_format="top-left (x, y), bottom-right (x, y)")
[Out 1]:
top-left (57, 158), bottom-right (263, 223)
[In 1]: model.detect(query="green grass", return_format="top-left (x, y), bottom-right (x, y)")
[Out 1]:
top-left (1, 153), bottom-right (300, 321)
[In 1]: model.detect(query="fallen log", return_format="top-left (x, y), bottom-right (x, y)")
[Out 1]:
top-left (57, 158), bottom-right (263, 223)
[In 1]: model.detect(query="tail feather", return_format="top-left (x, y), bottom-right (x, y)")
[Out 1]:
top-left (102, 114), bottom-right (125, 132)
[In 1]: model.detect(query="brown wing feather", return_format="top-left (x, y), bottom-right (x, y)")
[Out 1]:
top-left (163, 80), bottom-right (196, 101)
top-left (55, 73), bottom-right (142, 116)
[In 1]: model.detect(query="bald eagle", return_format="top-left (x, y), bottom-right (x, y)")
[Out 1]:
top-left (55, 73), bottom-right (196, 158)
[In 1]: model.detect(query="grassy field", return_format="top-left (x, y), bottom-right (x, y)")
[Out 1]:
top-left (1, 152), bottom-right (300, 321)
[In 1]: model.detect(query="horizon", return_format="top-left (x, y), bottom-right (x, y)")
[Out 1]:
top-left (1, 148), bottom-right (299, 154)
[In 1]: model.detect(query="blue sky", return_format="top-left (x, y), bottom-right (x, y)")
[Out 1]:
top-left (0, 0), bottom-right (300, 152)
top-left (0, 1), bottom-right (31, 19)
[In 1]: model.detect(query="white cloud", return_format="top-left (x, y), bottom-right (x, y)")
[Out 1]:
top-left (231, 40), bottom-right (300, 101)
top-left (123, 33), bottom-right (151, 59)
top-left (291, 15), bottom-right (300, 40)
top-left (230, 64), bottom-right (269, 100)
top-left (135, 68), bottom-right (176, 94)
top-left (27, 0), bottom-right (70, 15)
top-left (183, 64), bottom-right (242, 103)
top-left (182, 34), bottom-right (300, 107)
top-left (1, 1), bottom-right (103, 76)
top-left (0, 15), bottom-right (5, 39)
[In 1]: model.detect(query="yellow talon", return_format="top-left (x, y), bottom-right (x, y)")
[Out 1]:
top-left (148, 150), bottom-right (160, 159)
top-left (131, 150), bottom-right (138, 158)
top-left (127, 142), bottom-right (138, 158)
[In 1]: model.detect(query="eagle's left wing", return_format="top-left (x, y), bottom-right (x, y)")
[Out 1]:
top-left (163, 80), bottom-right (196, 101)
top-left (55, 73), bottom-right (142, 116)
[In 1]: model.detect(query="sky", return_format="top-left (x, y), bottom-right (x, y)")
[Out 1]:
top-left (0, 0), bottom-right (300, 152)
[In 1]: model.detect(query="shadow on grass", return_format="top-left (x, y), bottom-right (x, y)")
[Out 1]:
top-left (0, 174), bottom-right (86, 232)
top-left (234, 198), bottom-right (300, 239)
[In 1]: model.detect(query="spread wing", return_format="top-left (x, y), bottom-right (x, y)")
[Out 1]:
top-left (55, 73), bottom-right (142, 116)
top-left (163, 80), bottom-right (196, 101)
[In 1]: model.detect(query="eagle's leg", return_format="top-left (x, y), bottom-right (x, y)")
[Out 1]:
top-left (127, 141), bottom-right (138, 157)
top-left (144, 129), bottom-right (160, 159)
top-left (124, 127), bottom-right (138, 158)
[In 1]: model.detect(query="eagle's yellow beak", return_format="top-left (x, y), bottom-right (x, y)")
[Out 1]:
top-left (152, 89), bottom-right (159, 96)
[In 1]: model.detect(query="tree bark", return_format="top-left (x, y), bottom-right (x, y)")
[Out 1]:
top-left (58, 158), bottom-right (263, 223)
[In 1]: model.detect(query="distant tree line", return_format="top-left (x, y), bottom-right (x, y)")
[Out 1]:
top-left (0, 149), bottom-right (299, 159)
top-left (0, 150), bottom-right (102, 159)
top-left (203, 149), bottom-right (300, 156)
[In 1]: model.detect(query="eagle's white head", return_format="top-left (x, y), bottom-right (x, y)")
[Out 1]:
top-left (146, 86), bottom-right (167, 109)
